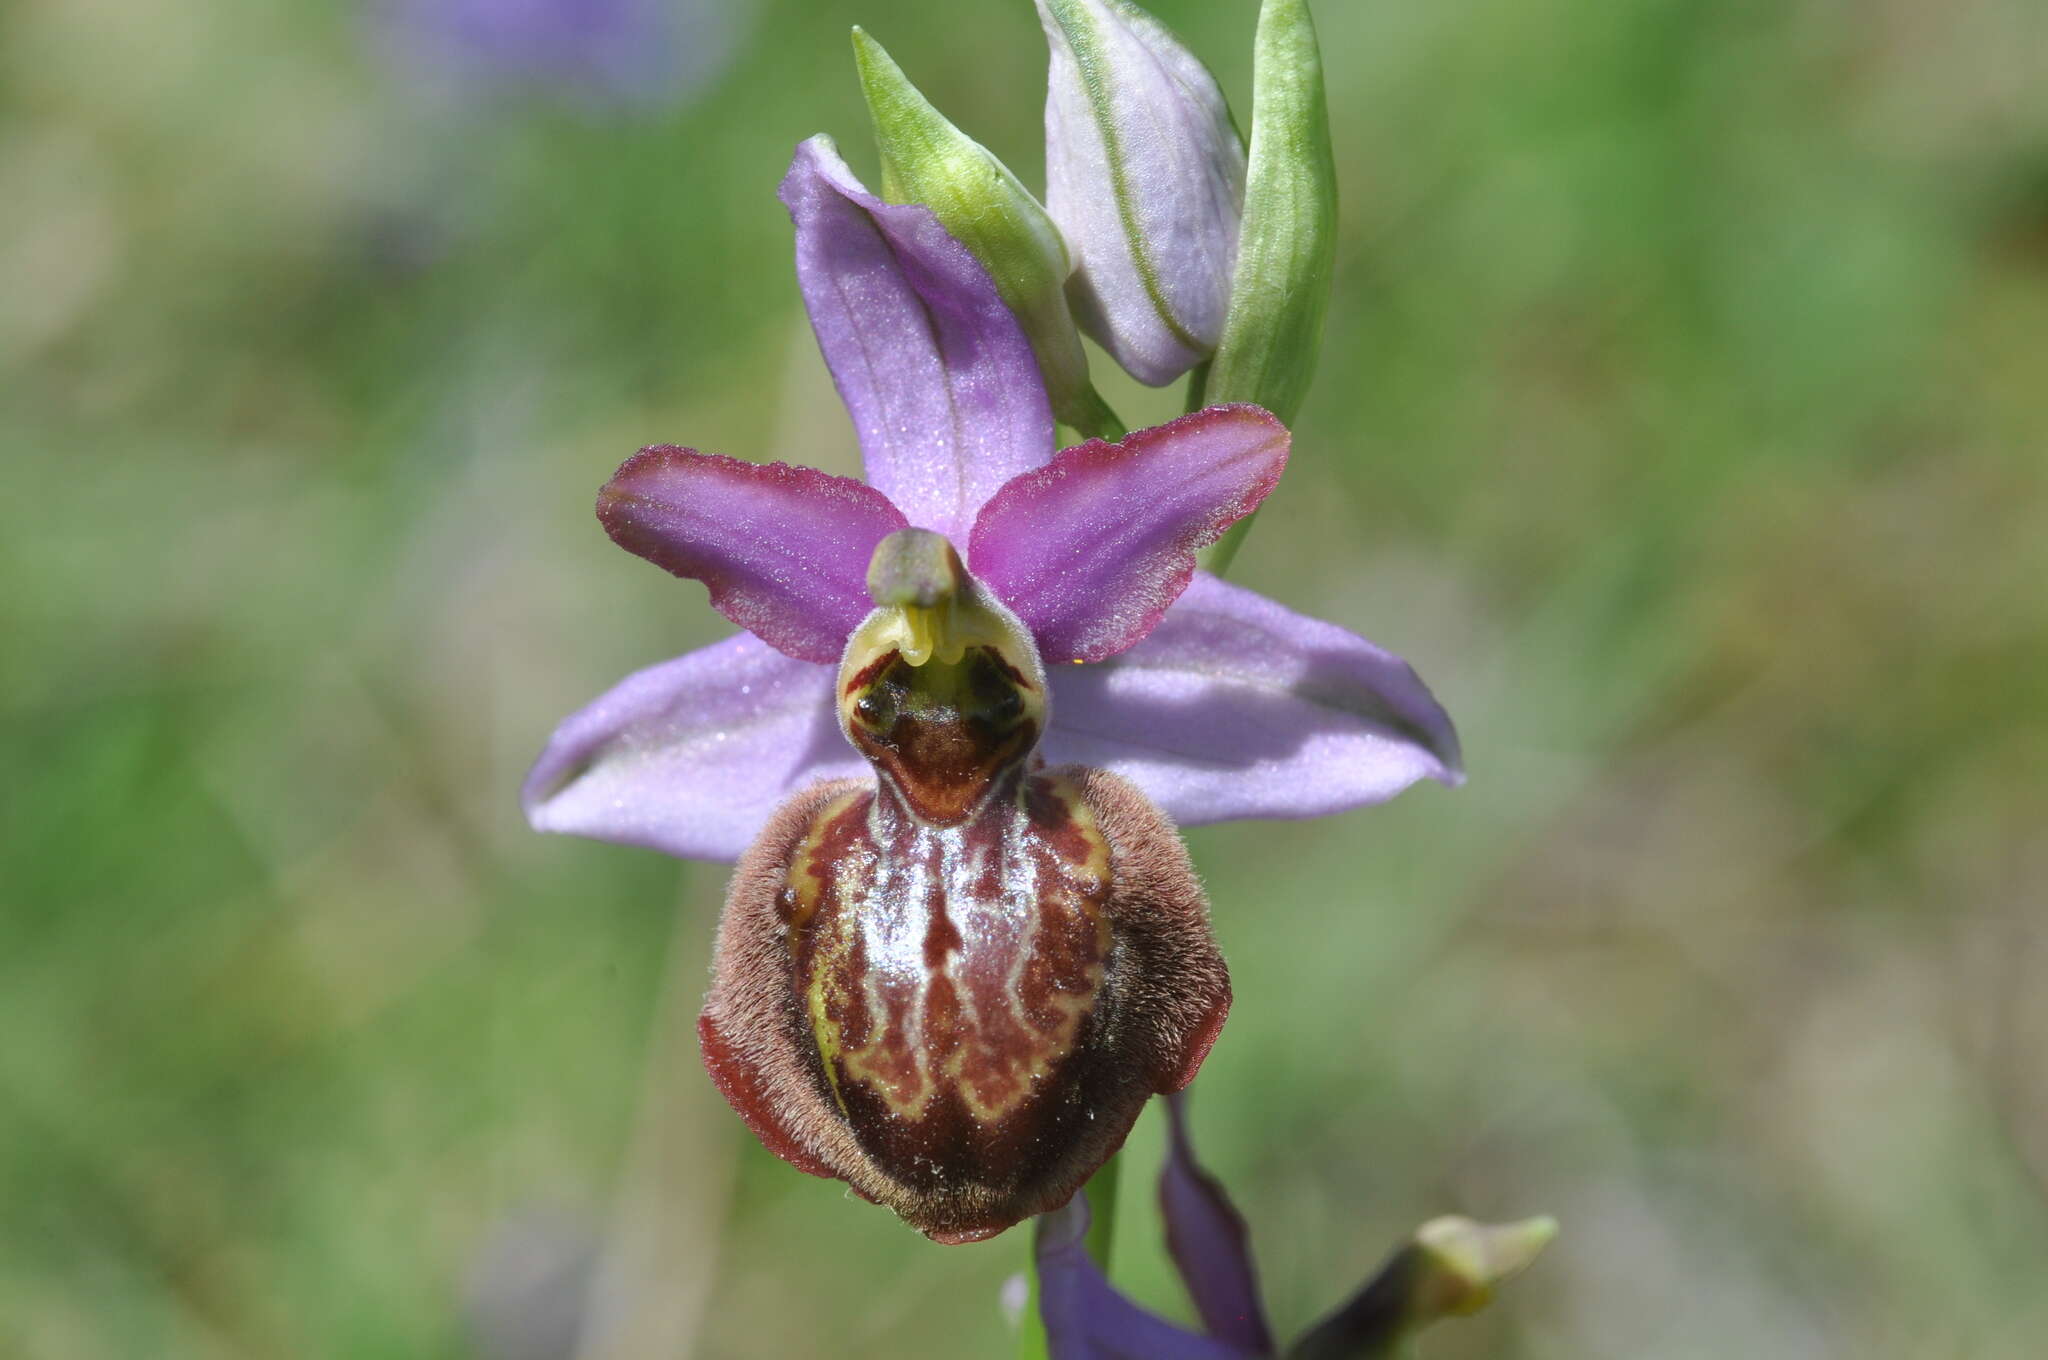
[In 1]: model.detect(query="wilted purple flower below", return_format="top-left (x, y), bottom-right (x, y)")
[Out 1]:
top-left (1037, 1095), bottom-right (1555, 1357)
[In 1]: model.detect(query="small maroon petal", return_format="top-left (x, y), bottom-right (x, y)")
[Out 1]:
top-left (968, 404), bottom-right (1288, 662)
top-left (1035, 1191), bottom-right (1259, 1360)
top-left (1162, 1093), bottom-right (1274, 1354)
top-left (598, 446), bottom-right (908, 663)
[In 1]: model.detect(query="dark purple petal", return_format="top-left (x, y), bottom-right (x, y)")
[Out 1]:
top-left (1035, 1191), bottom-right (1259, 1360)
top-left (1041, 573), bottom-right (1462, 823)
top-left (1161, 1094), bottom-right (1273, 1354)
top-left (781, 136), bottom-right (1056, 541)
top-left (597, 446), bottom-right (907, 664)
top-left (969, 405), bottom-right (1287, 662)
top-left (522, 633), bottom-right (867, 862)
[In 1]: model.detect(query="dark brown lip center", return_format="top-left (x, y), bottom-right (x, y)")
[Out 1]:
top-left (845, 645), bottom-right (1040, 824)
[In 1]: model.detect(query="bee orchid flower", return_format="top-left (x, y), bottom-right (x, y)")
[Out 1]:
top-left (523, 135), bottom-right (1460, 1242)
top-left (526, 136), bottom-right (1458, 865)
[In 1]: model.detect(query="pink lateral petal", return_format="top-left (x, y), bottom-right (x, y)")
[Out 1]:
top-left (598, 446), bottom-right (907, 663)
top-left (968, 404), bottom-right (1287, 662)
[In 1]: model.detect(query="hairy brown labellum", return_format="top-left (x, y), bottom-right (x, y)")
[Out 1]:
top-left (698, 523), bottom-right (1228, 1242)
top-left (700, 764), bottom-right (1228, 1242)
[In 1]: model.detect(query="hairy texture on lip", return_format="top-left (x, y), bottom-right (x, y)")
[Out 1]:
top-left (699, 766), bottom-right (1228, 1243)
top-left (697, 778), bottom-right (870, 1182)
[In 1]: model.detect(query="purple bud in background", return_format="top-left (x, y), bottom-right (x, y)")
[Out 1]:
top-left (373, 0), bottom-right (750, 110)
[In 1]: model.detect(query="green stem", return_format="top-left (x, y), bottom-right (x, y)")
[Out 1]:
top-left (1065, 385), bottom-right (1128, 443)
top-left (1017, 1274), bottom-right (1050, 1360)
top-left (1082, 1153), bottom-right (1121, 1267)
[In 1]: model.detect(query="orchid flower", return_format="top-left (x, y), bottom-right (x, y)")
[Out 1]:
top-left (524, 139), bottom-right (1458, 865)
top-left (1036, 1096), bottom-right (1555, 1357)
top-left (522, 135), bottom-right (1459, 1241)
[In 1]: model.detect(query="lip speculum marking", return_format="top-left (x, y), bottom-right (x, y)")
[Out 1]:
top-left (787, 770), bottom-right (1114, 1184)
top-left (698, 529), bottom-right (1231, 1242)
top-left (804, 531), bottom-right (1110, 1177)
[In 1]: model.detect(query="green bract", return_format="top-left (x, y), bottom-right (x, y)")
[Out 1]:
top-left (1204, 0), bottom-right (1338, 428)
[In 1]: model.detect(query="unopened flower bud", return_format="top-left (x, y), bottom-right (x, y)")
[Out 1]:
top-left (1036, 0), bottom-right (1246, 387)
top-left (699, 529), bottom-right (1231, 1242)
top-left (853, 29), bottom-right (1119, 438)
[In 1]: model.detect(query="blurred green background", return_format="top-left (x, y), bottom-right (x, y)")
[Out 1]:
top-left (5, 0), bottom-right (2047, 1355)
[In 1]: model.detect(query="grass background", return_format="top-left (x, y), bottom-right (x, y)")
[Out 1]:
top-left (4, 0), bottom-right (2047, 1355)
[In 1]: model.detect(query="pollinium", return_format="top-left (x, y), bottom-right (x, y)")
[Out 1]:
top-left (700, 529), bottom-right (1230, 1242)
